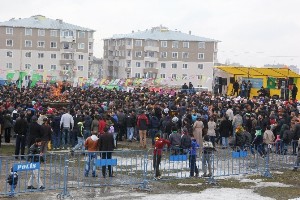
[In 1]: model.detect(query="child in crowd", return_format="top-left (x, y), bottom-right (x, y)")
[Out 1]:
top-left (189, 134), bottom-right (199, 177)
top-left (202, 135), bottom-right (215, 177)
top-left (7, 167), bottom-right (18, 196)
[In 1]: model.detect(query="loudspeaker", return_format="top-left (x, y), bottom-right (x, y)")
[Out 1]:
top-left (222, 78), bottom-right (227, 85)
top-left (230, 77), bottom-right (235, 84)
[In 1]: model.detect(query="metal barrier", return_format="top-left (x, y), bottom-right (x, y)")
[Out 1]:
top-left (0, 144), bottom-right (297, 197)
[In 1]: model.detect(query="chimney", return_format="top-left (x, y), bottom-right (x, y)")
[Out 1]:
top-left (189, 31), bottom-right (191, 35)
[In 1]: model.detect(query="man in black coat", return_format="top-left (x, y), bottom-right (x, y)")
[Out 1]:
top-left (14, 113), bottom-right (28, 159)
top-left (99, 126), bottom-right (114, 178)
top-left (27, 116), bottom-right (42, 152)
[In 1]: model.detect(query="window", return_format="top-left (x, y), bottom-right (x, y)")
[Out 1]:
top-left (78, 55), bottom-right (84, 60)
top-left (61, 30), bottom-right (74, 37)
top-left (37, 64), bottom-right (44, 70)
top-left (172, 52), bottom-right (178, 59)
top-left (172, 41), bottom-right (179, 48)
top-left (198, 53), bottom-right (204, 59)
top-left (127, 50), bottom-right (131, 56)
top-left (182, 74), bottom-right (188, 79)
top-left (78, 43), bottom-right (85, 49)
top-left (89, 42), bottom-right (92, 50)
top-left (135, 40), bottom-right (142, 46)
top-left (37, 41), bottom-right (45, 48)
top-left (136, 62), bottom-right (141, 67)
top-left (160, 52), bottom-right (167, 58)
top-left (161, 41), bottom-right (167, 47)
top-left (38, 53), bottom-right (44, 58)
top-left (172, 74), bottom-right (177, 79)
top-left (135, 51), bottom-right (142, 57)
top-left (50, 30), bottom-right (57, 37)
top-left (172, 63), bottom-right (177, 69)
top-left (7, 51), bottom-right (12, 57)
top-left (25, 40), bottom-right (32, 47)
top-left (50, 65), bottom-right (56, 70)
top-left (25, 28), bottom-right (32, 36)
top-left (25, 64), bottom-right (31, 69)
top-left (198, 42), bottom-right (205, 49)
top-left (161, 63), bottom-right (166, 69)
top-left (135, 73), bottom-right (141, 78)
top-left (198, 64), bottom-right (203, 69)
top-left (160, 74), bottom-right (166, 78)
top-left (182, 64), bottom-right (188, 69)
top-left (78, 66), bottom-right (84, 71)
top-left (38, 29), bottom-right (45, 36)
top-left (51, 54), bottom-right (56, 59)
top-left (50, 42), bottom-right (57, 48)
top-left (127, 40), bottom-right (132, 45)
top-left (78, 31), bottom-right (85, 38)
top-left (183, 42), bottom-right (189, 48)
top-left (197, 75), bottom-right (202, 80)
top-left (63, 65), bottom-right (69, 70)
top-left (6, 39), bottom-right (13, 46)
top-left (182, 52), bottom-right (189, 59)
top-left (25, 52), bottom-right (31, 57)
top-left (6, 27), bottom-right (13, 34)
top-left (63, 54), bottom-right (73, 59)
top-left (6, 63), bottom-right (12, 69)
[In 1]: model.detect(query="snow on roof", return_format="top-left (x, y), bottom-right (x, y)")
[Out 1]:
top-left (0, 15), bottom-right (94, 31)
top-left (109, 26), bottom-right (218, 42)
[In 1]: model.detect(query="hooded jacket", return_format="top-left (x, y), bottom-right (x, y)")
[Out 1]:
top-left (84, 135), bottom-right (99, 151)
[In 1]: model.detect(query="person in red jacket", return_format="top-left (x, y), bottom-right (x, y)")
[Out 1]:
top-left (137, 110), bottom-right (149, 148)
top-left (98, 116), bottom-right (106, 135)
top-left (153, 133), bottom-right (170, 180)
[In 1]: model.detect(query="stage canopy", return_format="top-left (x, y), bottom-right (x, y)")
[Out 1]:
top-left (215, 66), bottom-right (300, 78)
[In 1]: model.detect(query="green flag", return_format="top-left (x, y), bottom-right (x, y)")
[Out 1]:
top-left (31, 74), bottom-right (42, 87)
top-left (18, 71), bottom-right (27, 88)
top-left (267, 77), bottom-right (276, 89)
top-left (6, 72), bottom-right (15, 80)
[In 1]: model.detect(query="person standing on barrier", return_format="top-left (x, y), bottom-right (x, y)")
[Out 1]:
top-left (153, 133), bottom-right (170, 180)
top-left (14, 112), bottom-right (28, 159)
top-left (292, 139), bottom-right (300, 171)
top-left (202, 135), bottom-right (215, 177)
top-left (27, 138), bottom-right (45, 190)
top-left (189, 134), bottom-right (199, 177)
top-left (99, 126), bottom-right (114, 178)
top-left (84, 131), bottom-right (99, 177)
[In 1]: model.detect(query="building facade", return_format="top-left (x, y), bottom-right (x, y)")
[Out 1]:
top-left (0, 15), bottom-right (94, 83)
top-left (89, 56), bottom-right (103, 79)
top-left (103, 26), bottom-right (218, 89)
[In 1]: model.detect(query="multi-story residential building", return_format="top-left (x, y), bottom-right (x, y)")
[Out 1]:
top-left (103, 26), bottom-right (218, 88)
top-left (0, 15), bottom-right (94, 82)
top-left (89, 56), bottom-right (103, 79)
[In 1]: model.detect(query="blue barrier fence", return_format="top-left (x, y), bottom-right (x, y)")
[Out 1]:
top-left (0, 143), bottom-right (297, 197)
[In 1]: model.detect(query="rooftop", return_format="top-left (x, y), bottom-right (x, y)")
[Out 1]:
top-left (0, 15), bottom-right (94, 31)
top-left (109, 26), bottom-right (218, 42)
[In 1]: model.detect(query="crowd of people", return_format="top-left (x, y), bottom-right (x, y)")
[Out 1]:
top-left (0, 81), bottom-right (300, 178)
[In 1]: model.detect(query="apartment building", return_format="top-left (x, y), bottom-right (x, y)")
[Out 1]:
top-left (103, 26), bottom-right (218, 88)
top-left (0, 15), bottom-right (94, 82)
top-left (89, 56), bottom-right (103, 79)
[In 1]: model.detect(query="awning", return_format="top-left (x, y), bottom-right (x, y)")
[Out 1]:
top-left (215, 66), bottom-right (300, 78)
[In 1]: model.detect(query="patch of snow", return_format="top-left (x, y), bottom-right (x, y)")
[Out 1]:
top-left (178, 183), bottom-right (202, 187)
top-left (254, 182), bottom-right (293, 188)
top-left (271, 171), bottom-right (284, 174)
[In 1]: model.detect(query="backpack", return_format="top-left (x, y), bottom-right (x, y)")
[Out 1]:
top-left (151, 116), bottom-right (160, 128)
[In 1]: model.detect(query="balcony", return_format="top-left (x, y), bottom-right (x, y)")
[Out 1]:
top-left (126, 45), bottom-right (132, 49)
top-left (143, 67), bottom-right (158, 74)
top-left (144, 46), bottom-right (159, 52)
top-left (144, 56), bottom-right (158, 62)
top-left (59, 60), bottom-right (76, 66)
top-left (60, 37), bottom-right (75, 43)
top-left (60, 48), bottom-right (76, 53)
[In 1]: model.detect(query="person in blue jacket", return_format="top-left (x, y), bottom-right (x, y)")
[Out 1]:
top-left (189, 133), bottom-right (199, 177)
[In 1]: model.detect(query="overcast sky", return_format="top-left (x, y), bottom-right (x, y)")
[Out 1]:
top-left (1, 0), bottom-right (300, 67)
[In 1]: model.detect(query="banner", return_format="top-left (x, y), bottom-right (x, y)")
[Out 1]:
top-left (18, 71), bottom-right (27, 88)
top-left (31, 73), bottom-right (42, 87)
top-left (267, 77), bottom-right (276, 89)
